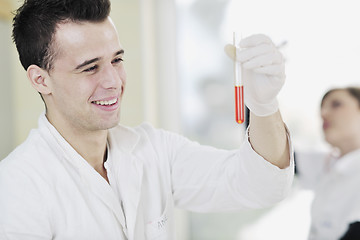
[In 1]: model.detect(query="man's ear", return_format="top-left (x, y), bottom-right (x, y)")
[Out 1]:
top-left (27, 65), bottom-right (52, 95)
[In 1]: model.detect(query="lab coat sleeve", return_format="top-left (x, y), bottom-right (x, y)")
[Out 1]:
top-left (0, 152), bottom-right (52, 239)
top-left (148, 125), bottom-right (294, 213)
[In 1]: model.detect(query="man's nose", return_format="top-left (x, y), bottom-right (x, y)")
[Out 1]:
top-left (101, 64), bottom-right (122, 89)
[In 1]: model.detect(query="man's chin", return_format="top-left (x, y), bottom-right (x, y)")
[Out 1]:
top-left (95, 115), bottom-right (120, 131)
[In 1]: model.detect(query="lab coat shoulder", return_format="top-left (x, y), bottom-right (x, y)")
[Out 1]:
top-left (0, 129), bottom-right (54, 239)
top-left (1, 128), bottom-right (53, 168)
top-left (0, 128), bottom-right (61, 184)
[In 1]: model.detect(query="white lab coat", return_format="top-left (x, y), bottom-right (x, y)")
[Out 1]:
top-left (296, 150), bottom-right (360, 240)
top-left (0, 113), bottom-right (294, 240)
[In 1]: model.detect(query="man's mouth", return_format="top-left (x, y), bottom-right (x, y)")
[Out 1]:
top-left (92, 98), bottom-right (118, 106)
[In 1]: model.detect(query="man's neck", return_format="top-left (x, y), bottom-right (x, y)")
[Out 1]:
top-left (45, 111), bottom-right (112, 183)
top-left (60, 125), bottom-right (109, 182)
top-left (49, 118), bottom-right (109, 169)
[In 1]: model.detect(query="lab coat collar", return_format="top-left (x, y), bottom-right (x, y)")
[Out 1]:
top-left (332, 148), bottom-right (360, 175)
top-left (37, 112), bottom-right (141, 165)
top-left (37, 112), bottom-right (85, 170)
top-left (36, 113), bottom-right (135, 235)
top-left (108, 123), bottom-right (141, 154)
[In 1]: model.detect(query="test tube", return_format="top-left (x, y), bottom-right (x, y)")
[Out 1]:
top-left (233, 32), bottom-right (244, 124)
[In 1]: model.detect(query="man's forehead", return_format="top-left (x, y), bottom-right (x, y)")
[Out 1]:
top-left (51, 18), bottom-right (122, 66)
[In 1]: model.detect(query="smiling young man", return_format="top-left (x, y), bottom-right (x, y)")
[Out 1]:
top-left (0, 0), bottom-right (294, 239)
top-left (27, 18), bottom-right (126, 180)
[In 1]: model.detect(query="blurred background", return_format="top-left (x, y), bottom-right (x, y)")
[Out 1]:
top-left (1, 0), bottom-right (360, 239)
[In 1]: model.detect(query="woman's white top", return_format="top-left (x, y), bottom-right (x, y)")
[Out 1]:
top-left (297, 149), bottom-right (360, 240)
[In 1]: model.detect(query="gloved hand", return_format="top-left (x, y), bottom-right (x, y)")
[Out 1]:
top-left (224, 34), bottom-right (285, 117)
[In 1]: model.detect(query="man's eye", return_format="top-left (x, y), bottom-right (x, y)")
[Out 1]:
top-left (112, 58), bottom-right (123, 64)
top-left (83, 65), bottom-right (98, 72)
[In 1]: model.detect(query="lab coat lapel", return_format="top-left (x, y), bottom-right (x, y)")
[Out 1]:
top-left (121, 153), bottom-right (145, 240)
top-left (81, 168), bottom-right (127, 231)
top-left (39, 114), bottom-right (128, 235)
top-left (108, 124), bottom-right (147, 239)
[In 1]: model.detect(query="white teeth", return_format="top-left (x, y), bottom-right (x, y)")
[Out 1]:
top-left (93, 98), bottom-right (117, 106)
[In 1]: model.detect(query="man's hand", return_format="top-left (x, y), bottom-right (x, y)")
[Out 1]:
top-left (225, 34), bottom-right (285, 117)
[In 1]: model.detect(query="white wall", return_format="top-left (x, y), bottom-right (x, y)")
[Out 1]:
top-left (0, 20), bottom-right (14, 159)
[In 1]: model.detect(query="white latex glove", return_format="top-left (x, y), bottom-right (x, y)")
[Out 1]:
top-left (224, 34), bottom-right (285, 116)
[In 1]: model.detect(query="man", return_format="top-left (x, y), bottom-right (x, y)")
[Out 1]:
top-left (0, 0), bottom-right (293, 239)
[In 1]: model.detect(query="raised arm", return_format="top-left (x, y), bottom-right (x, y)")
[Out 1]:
top-left (249, 111), bottom-right (289, 169)
top-left (226, 34), bottom-right (290, 169)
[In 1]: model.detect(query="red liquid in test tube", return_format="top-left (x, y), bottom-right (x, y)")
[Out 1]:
top-left (235, 85), bottom-right (244, 124)
top-left (233, 32), bottom-right (244, 124)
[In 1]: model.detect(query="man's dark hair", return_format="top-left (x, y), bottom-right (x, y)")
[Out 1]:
top-left (12, 0), bottom-right (111, 71)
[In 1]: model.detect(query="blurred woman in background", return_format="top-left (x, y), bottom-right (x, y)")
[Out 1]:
top-left (297, 87), bottom-right (360, 240)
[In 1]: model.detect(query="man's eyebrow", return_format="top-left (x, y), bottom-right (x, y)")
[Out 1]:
top-left (75, 57), bottom-right (101, 70)
top-left (74, 50), bottom-right (124, 71)
top-left (114, 49), bottom-right (124, 56)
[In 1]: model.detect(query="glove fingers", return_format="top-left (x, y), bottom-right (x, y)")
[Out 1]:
top-left (253, 63), bottom-right (286, 77)
top-left (236, 43), bottom-right (274, 62)
top-left (242, 51), bottom-right (283, 69)
top-left (240, 34), bottom-right (272, 48)
top-left (243, 72), bottom-right (280, 103)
